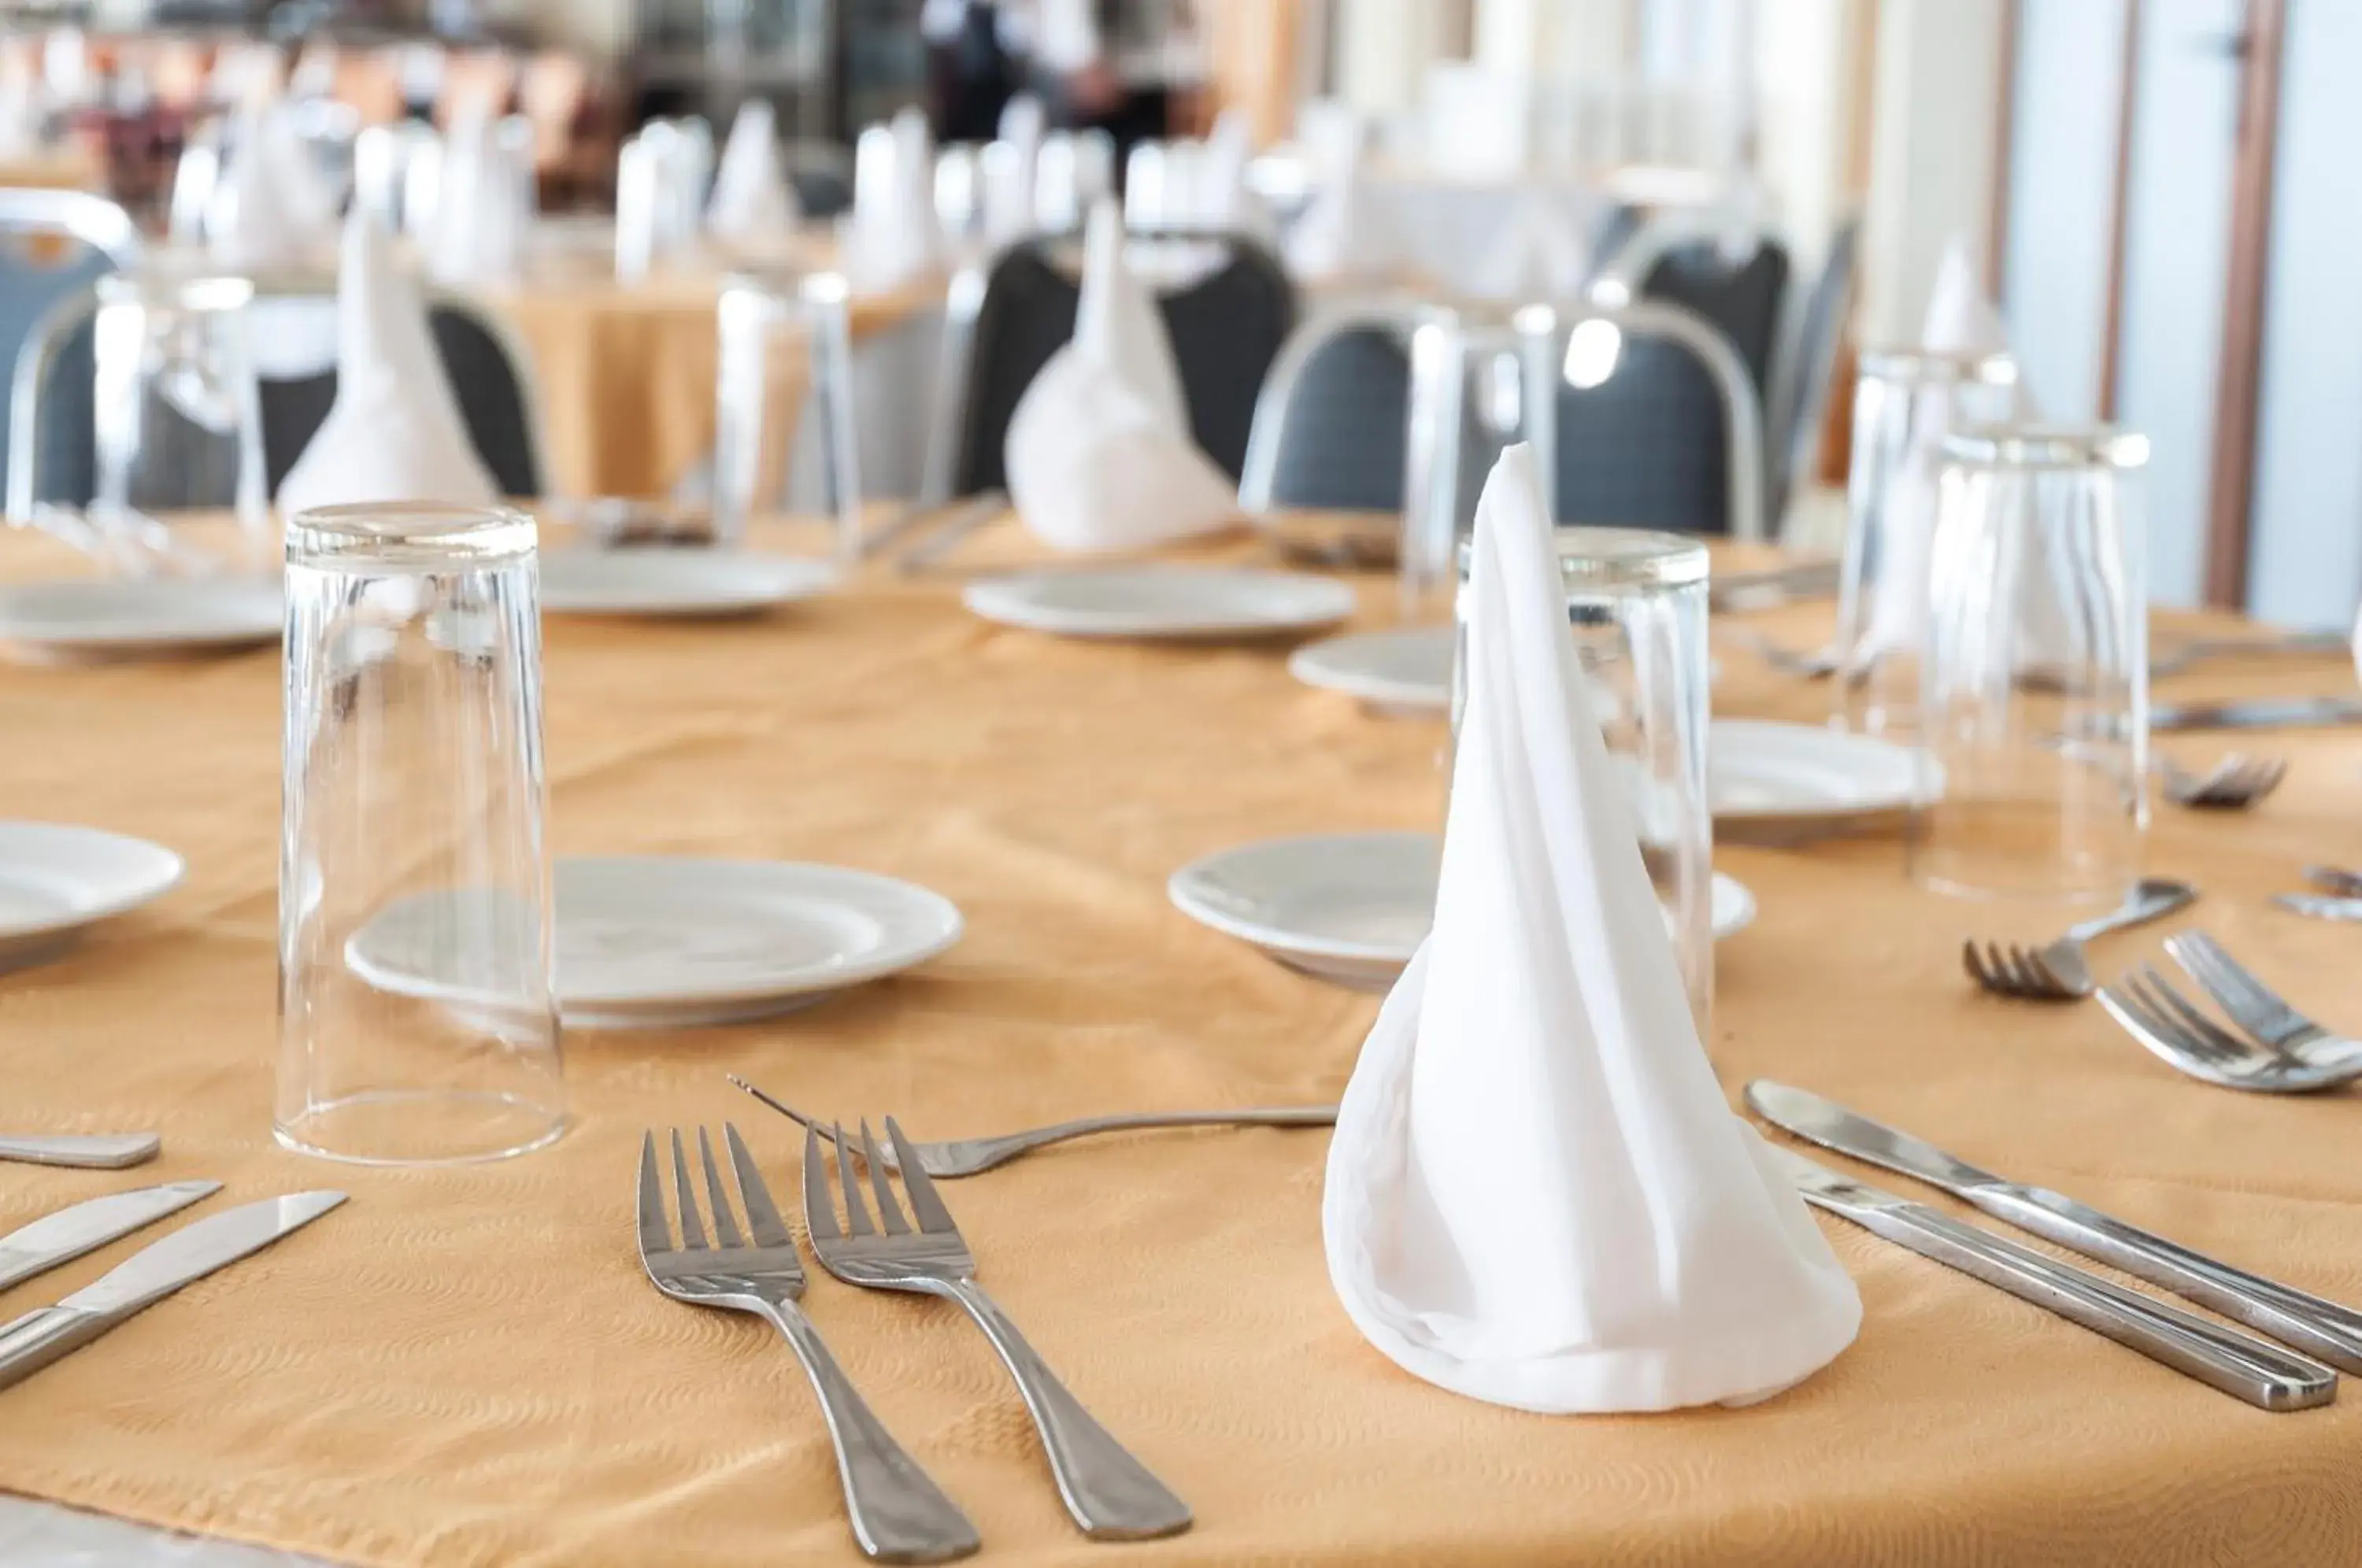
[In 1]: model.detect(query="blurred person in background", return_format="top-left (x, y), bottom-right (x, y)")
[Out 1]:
top-left (924, 0), bottom-right (1201, 160)
top-left (921, 0), bottom-right (1023, 143)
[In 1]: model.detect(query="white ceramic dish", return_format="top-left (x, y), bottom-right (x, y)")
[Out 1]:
top-left (1287, 627), bottom-right (1453, 714)
top-left (539, 549), bottom-right (838, 619)
top-left (1709, 719), bottom-right (1940, 823)
top-left (0, 823), bottom-right (184, 970)
top-left (346, 856), bottom-right (964, 1029)
top-left (0, 577), bottom-right (280, 659)
top-left (963, 568), bottom-right (1356, 641)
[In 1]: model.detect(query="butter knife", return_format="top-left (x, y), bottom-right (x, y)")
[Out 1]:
top-left (0, 1181), bottom-right (220, 1292)
top-left (0, 1133), bottom-right (161, 1170)
top-left (0, 1191), bottom-right (345, 1392)
top-left (1708, 560), bottom-right (1840, 613)
top-left (1750, 1080), bottom-right (2362, 1374)
top-left (1775, 1148), bottom-right (2334, 1411)
top-left (2150, 696), bottom-right (2362, 732)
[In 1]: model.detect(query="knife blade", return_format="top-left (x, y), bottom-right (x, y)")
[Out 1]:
top-left (1709, 559), bottom-right (1840, 613)
top-left (2271, 893), bottom-right (2362, 924)
top-left (1750, 1080), bottom-right (2362, 1374)
top-left (0, 1191), bottom-right (345, 1392)
top-left (0, 1133), bottom-right (161, 1169)
top-left (0, 1181), bottom-right (220, 1293)
top-left (2150, 696), bottom-right (2362, 732)
top-left (1773, 1146), bottom-right (2334, 1411)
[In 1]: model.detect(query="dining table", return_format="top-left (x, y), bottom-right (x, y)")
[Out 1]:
top-left (0, 512), bottom-right (2360, 1565)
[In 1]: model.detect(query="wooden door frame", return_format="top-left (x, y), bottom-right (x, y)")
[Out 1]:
top-left (2202, 0), bottom-right (2286, 607)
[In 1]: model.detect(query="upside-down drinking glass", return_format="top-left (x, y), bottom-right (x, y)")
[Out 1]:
top-left (277, 504), bottom-right (563, 1165)
top-left (1910, 425), bottom-right (2150, 904)
top-left (1831, 347), bottom-right (2020, 736)
top-left (91, 269), bottom-right (268, 561)
top-left (710, 267), bottom-right (864, 561)
top-left (1453, 527), bottom-right (1716, 1028)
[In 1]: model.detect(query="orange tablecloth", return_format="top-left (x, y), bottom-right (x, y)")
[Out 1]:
top-left (0, 522), bottom-right (2360, 1564)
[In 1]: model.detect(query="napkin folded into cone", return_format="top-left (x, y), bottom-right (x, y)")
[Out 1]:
top-left (842, 110), bottom-right (940, 294)
top-left (426, 105), bottom-right (529, 287)
top-left (1324, 444), bottom-right (1860, 1414)
top-left (206, 103), bottom-right (336, 272)
top-left (276, 215), bottom-right (500, 516)
top-left (707, 100), bottom-right (800, 242)
top-left (1284, 135), bottom-right (1392, 283)
top-left (1004, 199), bottom-right (1235, 553)
top-left (1464, 191), bottom-right (1591, 304)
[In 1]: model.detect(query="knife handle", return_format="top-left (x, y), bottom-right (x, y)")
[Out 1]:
top-left (0, 1134), bottom-right (161, 1170)
top-left (0, 1306), bottom-right (113, 1392)
top-left (1976, 1185), bottom-right (2362, 1375)
top-left (1841, 1202), bottom-right (2334, 1411)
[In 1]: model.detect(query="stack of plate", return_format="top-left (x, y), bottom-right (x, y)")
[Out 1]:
top-left (0, 823), bottom-right (184, 971)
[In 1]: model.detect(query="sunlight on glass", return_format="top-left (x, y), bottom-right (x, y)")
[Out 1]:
top-left (1563, 320), bottom-right (1624, 390)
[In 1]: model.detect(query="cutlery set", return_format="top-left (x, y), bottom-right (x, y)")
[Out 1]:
top-left (640, 1117), bottom-right (1193, 1562)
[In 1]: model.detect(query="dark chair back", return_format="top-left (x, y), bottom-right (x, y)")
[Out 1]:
top-left (1641, 236), bottom-right (1790, 407)
top-left (0, 203), bottom-right (131, 511)
top-left (950, 231), bottom-right (1297, 497)
top-left (1766, 216), bottom-right (1860, 523)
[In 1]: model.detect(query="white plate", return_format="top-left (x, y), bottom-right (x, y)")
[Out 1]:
top-left (1168, 831), bottom-right (1753, 992)
top-left (0, 823), bottom-right (184, 970)
top-left (539, 549), bottom-right (838, 619)
top-left (1709, 719), bottom-right (1940, 823)
top-left (0, 577), bottom-right (280, 658)
top-left (346, 856), bottom-right (964, 1029)
top-left (1288, 626), bottom-right (1453, 713)
top-left (963, 568), bottom-right (1356, 641)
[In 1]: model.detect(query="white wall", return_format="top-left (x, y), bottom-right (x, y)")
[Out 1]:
top-left (1860, 0), bottom-right (2005, 344)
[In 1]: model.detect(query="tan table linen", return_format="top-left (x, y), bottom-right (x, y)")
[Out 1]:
top-left (483, 271), bottom-right (937, 501)
top-left (2, 522), bottom-right (2361, 1566)
top-left (0, 147), bottom-right (102, 192)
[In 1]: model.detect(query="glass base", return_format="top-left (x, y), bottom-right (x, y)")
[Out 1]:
top-left (276, 1089), bottom-right (567, 1167)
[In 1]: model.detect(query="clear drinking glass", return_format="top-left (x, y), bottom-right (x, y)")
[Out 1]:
top-left (710, 267), bottom-right (864, 562)
top-left (91, 270), bottom-right (269, 560)
top-left (1831, 348), bottom-right (2021, 737)
top-left (277, 504), bottom-right (563, 1166)
top-left (1453, 527), bottom-right (1716, 1027)
top-left (1910, 425), bottom-right (2150, 903)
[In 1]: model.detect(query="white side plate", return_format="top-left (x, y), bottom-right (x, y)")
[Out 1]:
top-left (539, 549), bottom-right (839, 619)
top-left (0, 578), bottom-right (280, 658)
top-left (1709, 719), bottom-right (1940, 822)
top-left (0, 823), bottom-right (184, 970)
top-left (963, 568), bottom-right (1357, 641)
top-left (346, 856), bottom-right (964, 1029)
top-left (1287, 626), bottom-right (1453, 713)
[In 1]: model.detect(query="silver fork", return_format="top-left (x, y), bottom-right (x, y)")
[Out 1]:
top-left (803, 1118), bottom-right (1192, 1542)
top-left (731, 1076), bottom-right (1334, 1178)
top-left (2164, 933), bottom-right (2362, 1077)
top-left (2159, 754), bottom-right (2287, 809)
top-left (1962, 877), bottom-right (2195, 1000)
top-left (2096, 966), bottom-right (2361, 1093)
top-left (637, 1126), bottom-right (981, 1564)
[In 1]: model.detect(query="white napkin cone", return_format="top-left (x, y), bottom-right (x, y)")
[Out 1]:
top-left (1004, 199), bottom-right (1235, 553)
top-left (1463, 191), bottom-right (1591, 303)
top-left (425, 105), bottom-right (531, 287)
top-left (1196, 108), bottom-right (1274, 239)
top-left (276, 215), bottom-right (501, 516)
top-left (205, 103), bottom-right (335, 272)
top-left (1324, 444), bottom-right (1860, 1414)
top-left (707, 99), bottom-right (800, 242)
top-left (1285, 137), bottom-right (1392, 282)
top-left (843, 113), bottom-right (940, 294)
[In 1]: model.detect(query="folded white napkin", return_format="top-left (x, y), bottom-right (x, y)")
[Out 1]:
top-left (1285, 136), bottom-right (1392, 282)
top-left (1462, 190), bottom-right (1591, 303)
top-left (1004, 198), bottom-right (1235, 553)
top-left (1195, 108), bottom-right (1274, 239)
top-left (205, 103), bottom-right (335, 272)
top-left (842, 113), bottom-right (940, 294)
top-left (1324, 444), bottom-right (1860, 1414)
top-left (276, 214), bottom-right (502, 516)
top-left (425, 106), bottom-right (531, 286)
top-left (707, 99), bottom-right (800, 242)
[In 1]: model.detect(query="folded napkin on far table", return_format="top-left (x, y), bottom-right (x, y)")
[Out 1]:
top-left (426, 105), bottom-right (531, 287)
top-left (1285, 133), bottom-right (1393, 283)
top-left (205, 102), bottom-right (336, 272)
top-left (706, 99), bottom-right (799, 243)
top-left (842, 109), bottom-right (940, 294)
top-left (1462, 190), bottom-right (1591, 303)
top-left (1324, 443), bottom-right (1860, 1414)
top-left (1004, 198), bottom-right (1235, 553)
top-left (276, 214), bottom-right (499, 516)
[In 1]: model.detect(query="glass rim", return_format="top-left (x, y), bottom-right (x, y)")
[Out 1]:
top-left (286, 502), bottom-right (538, 568)
top-left (97, 269), bottom-right (257, 312)
top-left (1457, 525), bottom-right (1709, 590)
top-left (1856, 345), bottom-right (2019, 386)
top-left (1942, 423), bottom-right (2151, 471)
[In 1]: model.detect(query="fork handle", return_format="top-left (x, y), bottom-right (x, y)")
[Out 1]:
top-left (755, 1300), bottom-right (982, 1564)
top-left (939, 1280), bottom-right (1192, 1540)
top-left (994, 1108), bottom-right (1337, 1160)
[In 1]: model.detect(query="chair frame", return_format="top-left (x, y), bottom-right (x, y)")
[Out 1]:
top-left (8, 270), bottom-right (553, 517)
top-left (1509, 298), bottom-right (1768, 542)
top-left (1766, 216), bottom-right (1861, 531)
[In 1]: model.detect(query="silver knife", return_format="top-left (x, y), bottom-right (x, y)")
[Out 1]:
top-left (1709, 559), bottom-right (1840, 613)
top-left (0, 1133), bottom-right (161, 1170)
top-left (2271, 893), bottom-right (2362, 924)
top-left (0, 1181), bottom-right (220, 1292)
top-left (1750, 1080), bottom-right (2362, 1374)
top-left (0, 1191), bottom-right (346, 1392)
top-left (2150, 696), bottom-right (2362, 732)
top-left (1773, 1146), bottom-right (2334, 1411)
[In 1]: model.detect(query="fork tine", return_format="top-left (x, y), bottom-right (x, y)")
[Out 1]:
top-left (2009, 946), bottom-right (2064, 998)
top-left (887, 1117), bottom-right (961, 1237)
top-left (2098, 982), bottom-right (2219, 1073)
top-left (2130, 966), bottom-right (2256, 1065)
top-left (801, 1123), bottom-right (841, 1241)
top-left (669, 1129), bottom-right (708, 1251)
top-left (860, 1120), bottom-right (911, 1235)
top-left (2166, 933), bottom-right (2271, 1021)
top-left (1961, 940), bottom-right (1993, 989)
top-left (636, 1131), bottom-right (672, 1257)
top-left (698, 1128), bottom-right (745, 1248)
top-left (833, 1122), bottom-right (877, 1237)
top-left (2115, 971), bottom-right (2237, 1067)
top-left (724, 1123), bottom-right (794, 1248)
